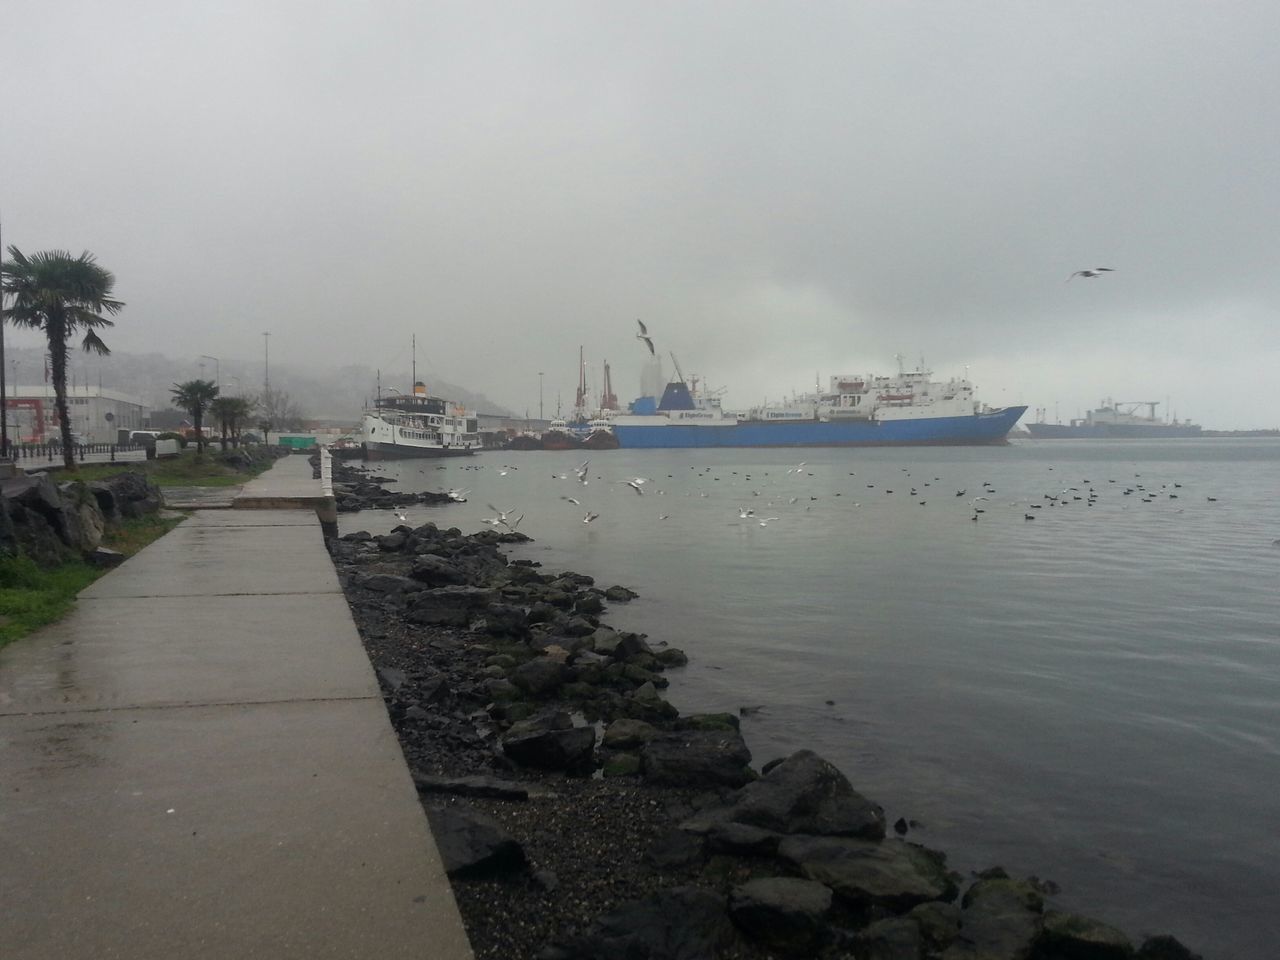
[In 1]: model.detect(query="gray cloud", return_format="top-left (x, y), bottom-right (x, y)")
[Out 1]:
top-left (5, 1), bottom-right (1278, 427)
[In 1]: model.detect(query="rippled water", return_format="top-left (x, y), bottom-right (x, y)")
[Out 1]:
top-left (342, 439), bottom-right (1280, 959)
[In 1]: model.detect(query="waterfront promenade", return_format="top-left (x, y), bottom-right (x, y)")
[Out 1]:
top-left (0, 454), bottom-right (472, 959)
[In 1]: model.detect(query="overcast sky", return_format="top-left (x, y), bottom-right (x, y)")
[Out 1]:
top-left (4, 1), bottom-right (1278, 427)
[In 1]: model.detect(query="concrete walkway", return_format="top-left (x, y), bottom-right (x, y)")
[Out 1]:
top-left (0, 455), bottom-right (472, 959)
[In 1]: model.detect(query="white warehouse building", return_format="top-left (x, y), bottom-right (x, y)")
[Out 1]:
top-left (4, 385), bottom-right (150, 444)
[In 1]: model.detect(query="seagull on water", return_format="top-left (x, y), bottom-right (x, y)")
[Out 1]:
top-left (583, 511), bottom-right (600, 524)
top-left (446, 488), bottom-right (469, 502)
top-left (737, 506), bottom-right (755, 518)
top-left (394, 510), bottom-right (408, 522)
top-left (561, 495), bottom-right (581, 506)
top-left (635, 319), bottom-right (656, 356)
top-left (758, 517), bottom-right (781, 526)
top-left (1067, 267), bottom-right (1116, 281)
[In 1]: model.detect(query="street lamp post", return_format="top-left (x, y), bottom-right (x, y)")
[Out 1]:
top-left (200, 354), bottom-right (220, 388)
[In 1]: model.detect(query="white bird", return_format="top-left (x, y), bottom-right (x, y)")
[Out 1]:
top-left (758, 517), bottom-right (781, 527)
top-left (394, 510), bottom-right (408, 522)
top-left (561, 495), bottom-right (581, 506)
top-left (500, 513), bottom-right (524, 532)
top-left (583, 511), bottom-right (600, 523)
top-left (657, 514), bottom-right (670, 520)
top-left (635, 319), bottom-right (655, 355)
top-left (737, 506), bottom-right (755, 519)
top-left (573, 460), bottom-right (590, 485)
top-left (447, 488), bottom-right (469, 502)
top-left (480, 517), bottom-right (503, 527)
top-left (487, 504), bottom-right (517, 522)
top-left (621, 480), bottom-right (645, 495)
top-left (1067, 267), bottom-right (1115, 281)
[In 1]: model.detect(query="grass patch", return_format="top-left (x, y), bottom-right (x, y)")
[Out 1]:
top-left (0, 513), bottom-right (185, 649)
top-left (67, 448), bottom-right (281, 488)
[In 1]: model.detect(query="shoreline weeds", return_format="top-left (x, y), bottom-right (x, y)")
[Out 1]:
top-left (324, 461), bottom-right (1205, 960)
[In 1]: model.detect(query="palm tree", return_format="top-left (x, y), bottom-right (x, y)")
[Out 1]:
top-left (210, 395), bottom-right (254, 450)
top-left (1, 247), bottom-right (123, 470)
top-left (171, 379), bottom-right (219, 455)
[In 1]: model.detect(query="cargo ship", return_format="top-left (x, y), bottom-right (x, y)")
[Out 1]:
top-left (609, 365), bottom-right (1026, 448)
top-left (1026, 400), bottom-right (1201, 439)
top-left (359, 381), bottom-right (480, 459)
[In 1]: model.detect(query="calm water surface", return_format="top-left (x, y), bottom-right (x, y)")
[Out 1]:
top-left (344, 439), bottom-right (1280, 959)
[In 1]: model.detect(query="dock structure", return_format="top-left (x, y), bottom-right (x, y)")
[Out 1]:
top-left (0, 453), bottom-right (472, 960)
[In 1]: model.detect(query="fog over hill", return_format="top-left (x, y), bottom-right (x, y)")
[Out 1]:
top-left (1, 346), bottom-right (516, 424)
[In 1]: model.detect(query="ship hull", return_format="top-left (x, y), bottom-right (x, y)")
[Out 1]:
top-left (611, 406), bottom-right (1027, 449)
top-left (362, 441), bottom-right (476, 460)
top-left (1026, 423), bottom-right (1202, 439)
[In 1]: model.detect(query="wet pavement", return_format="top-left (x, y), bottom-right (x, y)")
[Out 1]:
top-left (0, 455), bottom-right (472, 959)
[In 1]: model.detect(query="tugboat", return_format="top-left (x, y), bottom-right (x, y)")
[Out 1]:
top-left (581, 417), bottom-right (619, 450)
top-left (541, 418), bottom-right (584, 450)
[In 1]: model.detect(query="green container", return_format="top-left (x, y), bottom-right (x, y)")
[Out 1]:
top-left (277, 435), bottom-right (317, 450)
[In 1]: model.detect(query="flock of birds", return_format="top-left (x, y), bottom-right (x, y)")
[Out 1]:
top-left (394, 452), bottom-right (1222, 539)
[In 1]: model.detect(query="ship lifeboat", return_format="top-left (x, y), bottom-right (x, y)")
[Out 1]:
top-left (879, 393), bottom-right (915, 404)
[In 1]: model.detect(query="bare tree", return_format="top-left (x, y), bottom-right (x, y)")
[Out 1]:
top-left (258, 387), bottom-right (305, 433)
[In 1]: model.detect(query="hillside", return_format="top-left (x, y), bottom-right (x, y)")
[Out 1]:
top-left (2, 346), bottom-right (515, 423)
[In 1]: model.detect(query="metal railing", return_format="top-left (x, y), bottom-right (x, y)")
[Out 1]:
top-left (7, 442), bottom-right (150, 463)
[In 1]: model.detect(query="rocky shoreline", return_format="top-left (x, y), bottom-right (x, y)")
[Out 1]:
top-left (326, 461), bottom-right (1203, 960)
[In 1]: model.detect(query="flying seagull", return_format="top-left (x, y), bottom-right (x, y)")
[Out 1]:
top-left (635, 319), bottom-right (655, 356)
top-left (1067, 267), bottom-right (1116, 281)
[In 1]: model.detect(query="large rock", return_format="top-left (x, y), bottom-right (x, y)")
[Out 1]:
top-left (1038, 911), bottom-right (1133, 960)
top-left (409, 555), bottom-right (468, 585)
top-left (1135, 935), bottom-right (1203, 960)
top-left (704, 749), bottom-right (885, 840)
top-left (728, 877), bottom-right (832, 955)
top-left (412, 774), bottom-right (535, 801)
top-left (510, 657), bottom-right (568, 697)
top-left (95, 472), bottom-right (161, 517)
top-left (602, 718), bottom-right (659, 749)
top-left (479, 602), bottom-right (528, 637)
top-left (778, 835), bottom-right (958, 911)
top-left (426, 804), bottom-right (526, 878)
top-left (404, 585), bottom-right (495, 626)
top-left (939, 876), bottom-right (1044, 960)
top-left (554, 886), bottom-right (737, 960)
top-left (641, 729), bottom-right (754, 789)
top-left (502, 713), bottom-right (595, 772)
top-left (855, 917), bottom-right (926, 960)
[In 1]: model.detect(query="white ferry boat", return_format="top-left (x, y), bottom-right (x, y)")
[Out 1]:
top-left (360, 381), bottom-right (480, 459)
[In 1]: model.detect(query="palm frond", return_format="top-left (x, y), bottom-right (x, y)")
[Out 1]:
top-left (81, 329), bottom-right (112, 356)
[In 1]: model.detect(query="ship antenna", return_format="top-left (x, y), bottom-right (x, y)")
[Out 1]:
top-left (412, 334), bottom-right (416, 393)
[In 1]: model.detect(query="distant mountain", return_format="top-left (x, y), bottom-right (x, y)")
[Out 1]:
top-left (1, 347), bottom-right (515, 423)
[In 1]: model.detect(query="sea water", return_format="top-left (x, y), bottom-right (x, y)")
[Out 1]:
top-left (343, 439), bottom-right (1280, 959)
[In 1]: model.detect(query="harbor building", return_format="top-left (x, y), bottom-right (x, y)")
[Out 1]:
top-left (3, 385), bottom-right (150, 444)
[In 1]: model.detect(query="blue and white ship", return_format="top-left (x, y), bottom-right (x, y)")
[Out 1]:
top-left (609, 365), bottom-right (1026, 449)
